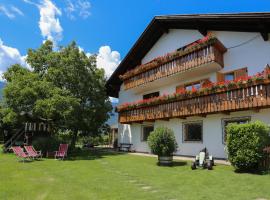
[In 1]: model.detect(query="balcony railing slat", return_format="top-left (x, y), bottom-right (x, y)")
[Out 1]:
top-left (123, 45), bottom-right (225, 90)
top-left (119, 82), bottom-right (270, 123)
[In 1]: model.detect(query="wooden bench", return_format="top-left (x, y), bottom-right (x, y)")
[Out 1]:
top-left (118, 143), bottom-right (133, 152)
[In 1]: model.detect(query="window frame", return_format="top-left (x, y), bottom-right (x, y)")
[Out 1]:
top-left (224, 72), bottom-right (235, 81)
top-left (141, 125), bottom-right (154, 142)
top-left (185, 81), bottom-right (201, 91)
top-left (182, 121), bottom-right (203, 143)
top-left (143, 91), bottom-right (160, 100)
top-left (221, 116), bottom-right (251, 144)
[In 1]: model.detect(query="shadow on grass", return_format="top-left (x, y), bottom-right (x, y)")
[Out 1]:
top-left (156, 161), bottom-right (188, 167)
top-left (63, 148), bottom-right (127, 161)
top-left (234, 168), bottom-right (270, 175)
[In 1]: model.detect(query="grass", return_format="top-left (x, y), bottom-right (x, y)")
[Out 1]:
top-left (0, 149), bottom-right (270, 200)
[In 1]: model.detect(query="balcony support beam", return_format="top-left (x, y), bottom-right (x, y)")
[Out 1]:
top-left (158, 118), bottom-right (169, 121)
top-left (253, 108), bottom-right (260, 113)
top-left (198, 28), bottom-right (208, 36)
top-left (260, 31), bottom-right (269, 41)
top-left (177, 116), bottom-right (186, 120)
top-left (144, 120), bottom-right (155, 123)
top-left (221, 111), bottom-right (230, 115)
top-left (198, 114), bottom-right (207, 118)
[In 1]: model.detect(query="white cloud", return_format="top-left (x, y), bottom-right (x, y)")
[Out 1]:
top-left (0, 38), bottom-right (29, 81)
top-left (96, 46), bottom-right (121, 78)
top-left (64, 0), bottom-right (91, 20)
top-left (0, 70), bottom-right (4, 82)
top-left (11, 6), bottom-right (24, 16)
top-left (109, 97), bottom-right (119, 103)
top-left (0, 5), bottom-right (24, 19)
top-left (38, 0), bottom-right (63, 45)
top-left (78, 45), bottom-right (92, 57)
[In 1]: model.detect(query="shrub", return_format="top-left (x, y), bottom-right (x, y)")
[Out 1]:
top-left (227, 121), bottom-right (270, 171)
top-left (81, 136), bottom-right (100, 146)
top-left (32, 136), bottom-right (61, 154)
top-left (147, 127), bottom-right (178, 156)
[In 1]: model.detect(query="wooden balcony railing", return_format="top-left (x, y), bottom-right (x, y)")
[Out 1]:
top-left (121, 39), bottom-right (226, 90)
top-left (119, 81), bottom-right (270, 124)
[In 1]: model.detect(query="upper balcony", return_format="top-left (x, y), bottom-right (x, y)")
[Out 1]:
top-left (117, 70), bottom-right (270, 124)
top-left (119, 36), bottom-right (227, 91)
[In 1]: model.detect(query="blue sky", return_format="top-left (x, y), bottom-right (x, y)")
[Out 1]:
top-left (0, 0), bottom-right (270, 81)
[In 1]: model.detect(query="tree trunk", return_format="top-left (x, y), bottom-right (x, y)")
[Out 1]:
top-left (70, 130), bottom-right (78, 149)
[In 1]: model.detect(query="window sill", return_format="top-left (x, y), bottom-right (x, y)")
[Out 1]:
top-left (183, 141), bottom-right (203, 144)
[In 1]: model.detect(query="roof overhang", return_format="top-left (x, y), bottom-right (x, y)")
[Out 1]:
top-left (106, 12), bottom-right (270, 98)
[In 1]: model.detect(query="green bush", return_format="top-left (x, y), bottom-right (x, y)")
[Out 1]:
top-left (147, 127), bottom-right (178, 156)
top-left (81, 136), bottom-right (100, 146)
top-left (32, 136), bottom-right (61, 154)
top-left (227, 121), bottom-right (270, 171)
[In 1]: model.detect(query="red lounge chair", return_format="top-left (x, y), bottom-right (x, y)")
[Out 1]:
top-left (55, 144), bottom-right (68, 160)
top-left (24, 146), bottom-right (42, 159)
top-left (11, 146), bottom-right (31, 162)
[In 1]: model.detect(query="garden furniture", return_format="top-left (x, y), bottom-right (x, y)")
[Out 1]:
top-left (118, 143), bottom-right (133, 152)
top-left (55, 144), bottom-right (68, 160)
top-left (24, 146), bottom-right (42, 159)
top-left (11, 146), bottom-right (31, 162)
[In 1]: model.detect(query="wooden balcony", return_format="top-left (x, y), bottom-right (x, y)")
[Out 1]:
top-left (119, 80), bottom-right (270, 124)
top-left (121, 38), bottom-right (226, 90)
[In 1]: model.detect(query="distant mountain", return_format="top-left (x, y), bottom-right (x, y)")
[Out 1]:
top-left (107, 102), bottom-right (118, 127)
top-left (0, 82), bottom-right (5, 99)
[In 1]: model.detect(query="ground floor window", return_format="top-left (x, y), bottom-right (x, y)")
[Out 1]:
top-left (222, 116), bottom-right (251, 143)
top-left (183, 121), bottom-right (203, 142)
top-left (141, 125), bottom-right (154, 142)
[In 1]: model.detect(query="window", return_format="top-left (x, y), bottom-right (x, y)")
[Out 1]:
top-left (185, 82), bottom-right (201, 91)
top-left (141, 125), bottom-right (154, 141)
top-left (224, 73), bottom-right (235, 81)
top-left (143, 92), bottom-right (159, 100)
top-left (217, 68), bottom-right (248, 82)
top-left (183, 121), bottom-right (203, 142)
top-left (222, 117), bottom-right (250, 143)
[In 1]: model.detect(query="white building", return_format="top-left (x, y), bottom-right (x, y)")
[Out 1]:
top-left (106, 13), bottom-right (270, 159)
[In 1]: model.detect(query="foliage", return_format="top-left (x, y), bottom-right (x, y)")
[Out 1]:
top-left (227, 121), bottom-right (270, 171)
top-left (147, 127), bottom-right (178, 156)
top-left (81, 134), bottom-right (110, 146)
top-left (32, 136), bottom-right (61, 154)
top-left (81, 136), bottom-right (100, 146)
top-left (1, 40), bottom-right (112, 147)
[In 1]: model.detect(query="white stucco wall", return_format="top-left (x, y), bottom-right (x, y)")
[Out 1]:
top-left (142, 29), bottom-right (202, 64)
top-left (118, 109), bottom-right (270, 159)
top-left (120, 30), bottom-right (270, 104)
top-left (117, 29), bottom-right (270, 158)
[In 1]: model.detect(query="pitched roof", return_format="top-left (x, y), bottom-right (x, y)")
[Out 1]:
top-left (106, 12), bottom-right (270, 97)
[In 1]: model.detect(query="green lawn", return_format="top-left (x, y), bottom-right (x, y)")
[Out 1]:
top-left (0, 149), bottom-right (270, 200)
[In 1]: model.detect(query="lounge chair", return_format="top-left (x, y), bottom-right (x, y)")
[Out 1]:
top-left (24, 146), bottom-right (42, 159)
top-left (55, 144), bottom-right (68, 160)
top-left (11, 146), bottom-right (31, 162)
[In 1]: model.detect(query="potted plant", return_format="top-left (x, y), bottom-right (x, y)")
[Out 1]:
top-left (147, 127), bottom-right (178, 166)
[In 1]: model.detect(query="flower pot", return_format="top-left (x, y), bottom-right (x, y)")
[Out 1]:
top-left (158, 155), bottom-right (173, 166)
